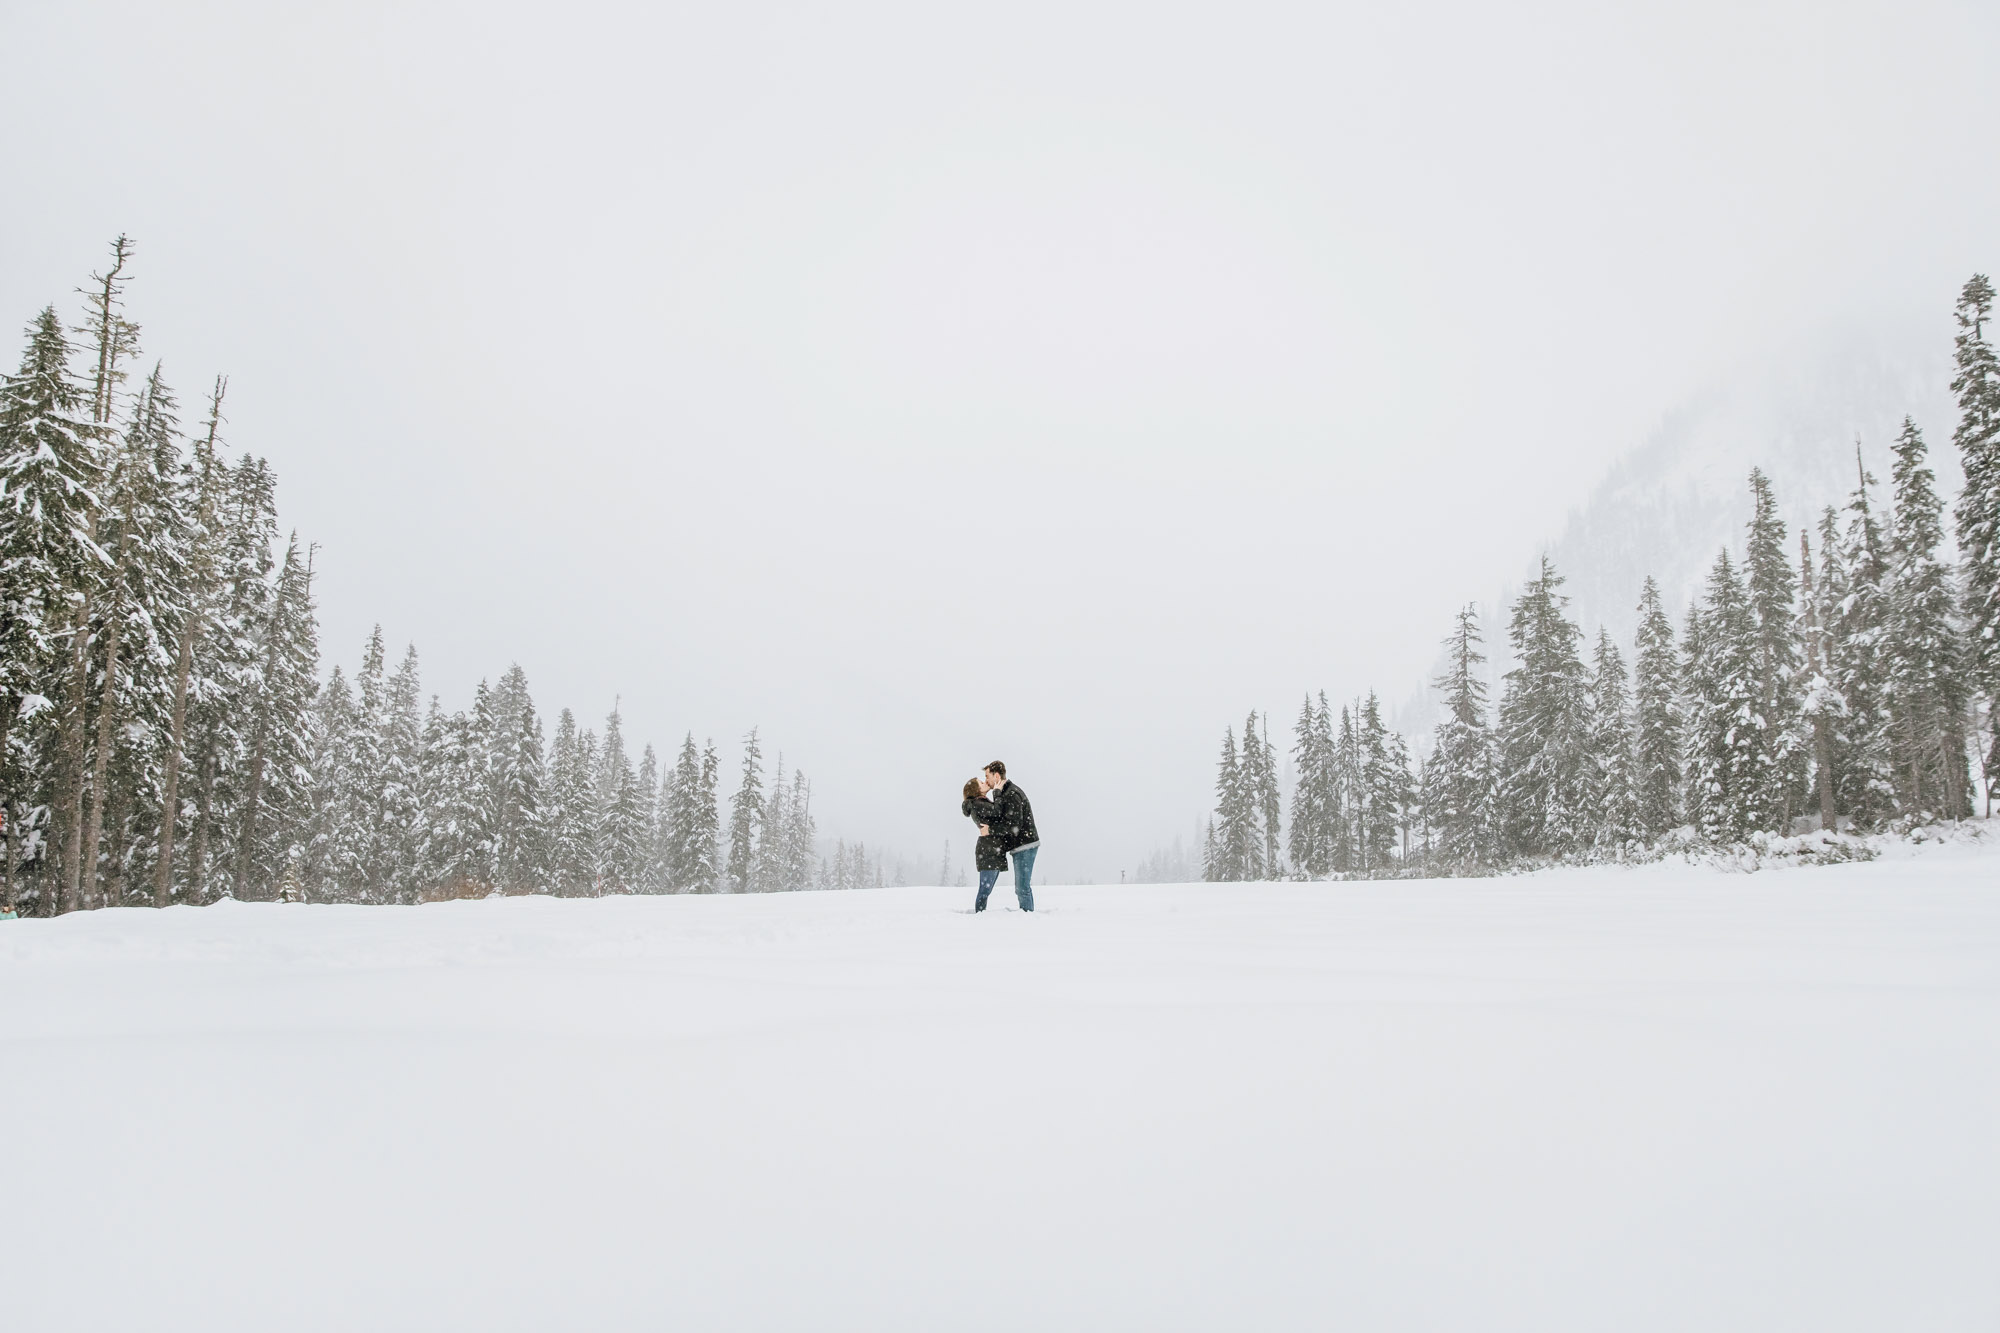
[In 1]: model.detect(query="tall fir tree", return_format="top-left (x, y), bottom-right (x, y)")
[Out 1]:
top-left (1796, 528), bottom-right (1843, 831)
top-left (1427, 606), bottom-right (1497, 870)
top-left (1882, 417), bottom-right (1972, 817)
top-left (1742, 469), bottom-right (1805, 829)
top-left (1832, 450), bottom-right (1899, 827)
top-left (1631, 577), bottom-right (1682, 838)
top-left (1584, 628), bottom-right (1640, 851)
top-left (1496, 557), bottom-right (1591, 860)
top-left (1684, 550), bottom-right (1765, 843)
top-left (0, 307), bottom-right (103, 910)
top-left (725, 727), bottom-right (763, 894)
top-left (1950, 275), bottom-right (2000, 740)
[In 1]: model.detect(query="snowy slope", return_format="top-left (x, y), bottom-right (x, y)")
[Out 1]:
top-left (4, 841), bottom-right (1998, 1332)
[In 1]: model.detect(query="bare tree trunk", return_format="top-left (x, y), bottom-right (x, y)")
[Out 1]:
top-left (1814, 716), bottom-right (1836, 831)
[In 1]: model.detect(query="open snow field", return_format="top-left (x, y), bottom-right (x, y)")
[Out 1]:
top-left (5, 841), bottom-right (1999, 1332)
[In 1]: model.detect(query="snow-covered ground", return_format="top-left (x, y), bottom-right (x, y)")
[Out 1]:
top-left (5, 838), bottom-right (1998, 1332)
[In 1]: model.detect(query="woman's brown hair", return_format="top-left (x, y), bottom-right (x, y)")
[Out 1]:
top-left (962, 777), bottom-right (983, 802)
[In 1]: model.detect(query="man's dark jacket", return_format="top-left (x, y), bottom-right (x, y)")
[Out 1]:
top-left (986, 781), bottom-right (1039, 853)
top-left (962, 796), bottom-right (1010, 871)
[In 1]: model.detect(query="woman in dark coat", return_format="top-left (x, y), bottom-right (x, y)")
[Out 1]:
top-left (962, 776), bottom-right (1009, 912)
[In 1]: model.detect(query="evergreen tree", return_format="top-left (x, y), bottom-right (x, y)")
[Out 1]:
top-left (1584, 628), bottom-right (1640, 851)
top-left (378, 644), bottom-right (425, 901)
top-left (543, 708), bottom-right (594, 896)
top-left (1495, 556), bottom-right (1591, 860)
top-left (1333, 705), bottom-right (1361, 873)
top-left (1684, 549), bottom-right (1764, 843)
top-left (594, 704), bottom-right (645, 892)
top-left (1287, 693), bottom-right (1340, 879)
top-left (1240, 711), bottom-right (1282, 878)
top-left (1631, 577), bottom-right (1682, 838)
top-left (725, 728), bottom-right (763, 894)
top-left (1950, 275), bottom-right (2000, 732)
top-left (0, 306), bottom-right (103, 908)
top-left (1743, 469), bottom-right (1805, 829)
top-left (1427, 606), bottom-right (1497, 870)
top-left (1206, 726), bottom-right (1257, 881)
top-left (1832, 451), bottom-right (1899, 827)
top-left (1356, 693), bottom-right (1408, 875)
top-left (1796, 528), bottom-right (1843, 831)
top-left (1882, 418), bottom-right (1972, 817)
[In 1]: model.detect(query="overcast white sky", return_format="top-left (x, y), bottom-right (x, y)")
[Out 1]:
top-left (4, 0), bottom-right (1997, 880)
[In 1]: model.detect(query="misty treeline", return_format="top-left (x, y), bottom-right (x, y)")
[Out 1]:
top-left (1207, 274), bottom-right (2000, 880)
top-left (0, 238), bottom-right (887, 915)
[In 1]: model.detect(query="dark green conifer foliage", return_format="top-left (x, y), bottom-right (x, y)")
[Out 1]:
top-left (1631, 578), bottom-right (1682, 837)
top-left (1496, 557), bottom-right (1591, 859)
top-left (725, 727), bottom-right (763, 894)
top-left (1742, 469), bottom-right (1805, 828)
top-left (1883, 418), bottom-right (1972, 817)
top-left (1585, 628), bottom-right (1640, 850)
top-left (1833, 452), bottom-right (1899, 827)
top-left (1951, 275), bottom-right (2000, 709)
top-left (1428, 606), bottom-right (1496, 870)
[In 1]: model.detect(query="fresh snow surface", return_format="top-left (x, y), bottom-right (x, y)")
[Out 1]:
top-left (5, 842), bottom-right (1998, 1332)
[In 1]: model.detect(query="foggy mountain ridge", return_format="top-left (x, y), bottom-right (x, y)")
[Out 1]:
top-left (1389, 323), bottom-right (1961, 743)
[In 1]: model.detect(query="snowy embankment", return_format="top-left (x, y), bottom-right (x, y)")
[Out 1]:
top-left (5, 840), bottom-right (1998, 1332)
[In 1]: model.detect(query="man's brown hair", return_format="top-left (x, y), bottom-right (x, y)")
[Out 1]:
top-left (984, 760), bottom-right (1006, 778)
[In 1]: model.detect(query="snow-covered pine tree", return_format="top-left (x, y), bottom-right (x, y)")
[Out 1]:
top-left (1833, 451), bottom-right (1899, 828)
top-left (1882, 417), bottom-right (1973, 818)
top-left (633, 742), bottom-right (659, 892)
top-left (488, 663), bottom-right (543, 893)
top-left (50, 240), bottom-right (140, 912)
top-left (1684, 549), bottom-right (1765, 843)
top-left (1427, 605), bottom-right (1497, 871)
top-left (660, 733), bottom-right (704, 891)
top-left (301, 665), bottom-right (356, 899)
top-left (1287, 693), bottom-right (1343, 879)
top-left (1795, 523), bottom-right (1846, 831)
top-left (1206, 726), bottom-right (1254, 881)
top-left (755, 760), bottom-right (789, 893)
top-left (782, 770), bottom-right (814, 891)
top-left (692, 738), bottom-right (722, 893)
top-left (1495, 557), bottom-right (1591, 860)
top-left (78, 366), bottom-right (184, 905)
top-left (1743, 469), bottom-right (1805, 829)
top-left (1240, 711), bottom-right (1282, 878)
top-left (1333, 705), bottom-right (1361, 873)
top-left (541, 708), bottom-right (590, 895)
top-left (152, 377), bottom-right (227, 905)
top-left (1584, 628), bottom-right (1641, 852)
top-left (725, 727), bottom-right (763, 893)
top-left (1950, 275), bottom-right (2000, 753)
top-left (1356, 693), bottom-right (1406, 875)
top-left (230, 535), bottom-right (317, 899)
top-left (0, 306), bottom-right (103, 912)
top-left (593, 704), bottom-right (646, 893)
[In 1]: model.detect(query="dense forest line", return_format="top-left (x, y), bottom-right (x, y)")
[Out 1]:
top-left (0, 238), bottom-right (895, 915)
top-left (1205, 275), bottom-right (2000, 879)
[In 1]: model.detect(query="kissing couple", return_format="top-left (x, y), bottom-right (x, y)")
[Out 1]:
top-left (959, 760), bottom-right (1040, 912)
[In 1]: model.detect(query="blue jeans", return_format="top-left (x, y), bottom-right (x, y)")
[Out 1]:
top-left (1011, 845), bottom-right (1037, 912)
top-left (975, 869), bottom-right (1001, 911)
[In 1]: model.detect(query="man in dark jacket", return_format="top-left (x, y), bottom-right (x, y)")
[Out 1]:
top-left (982, 761), bottom-right (1039, 912)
